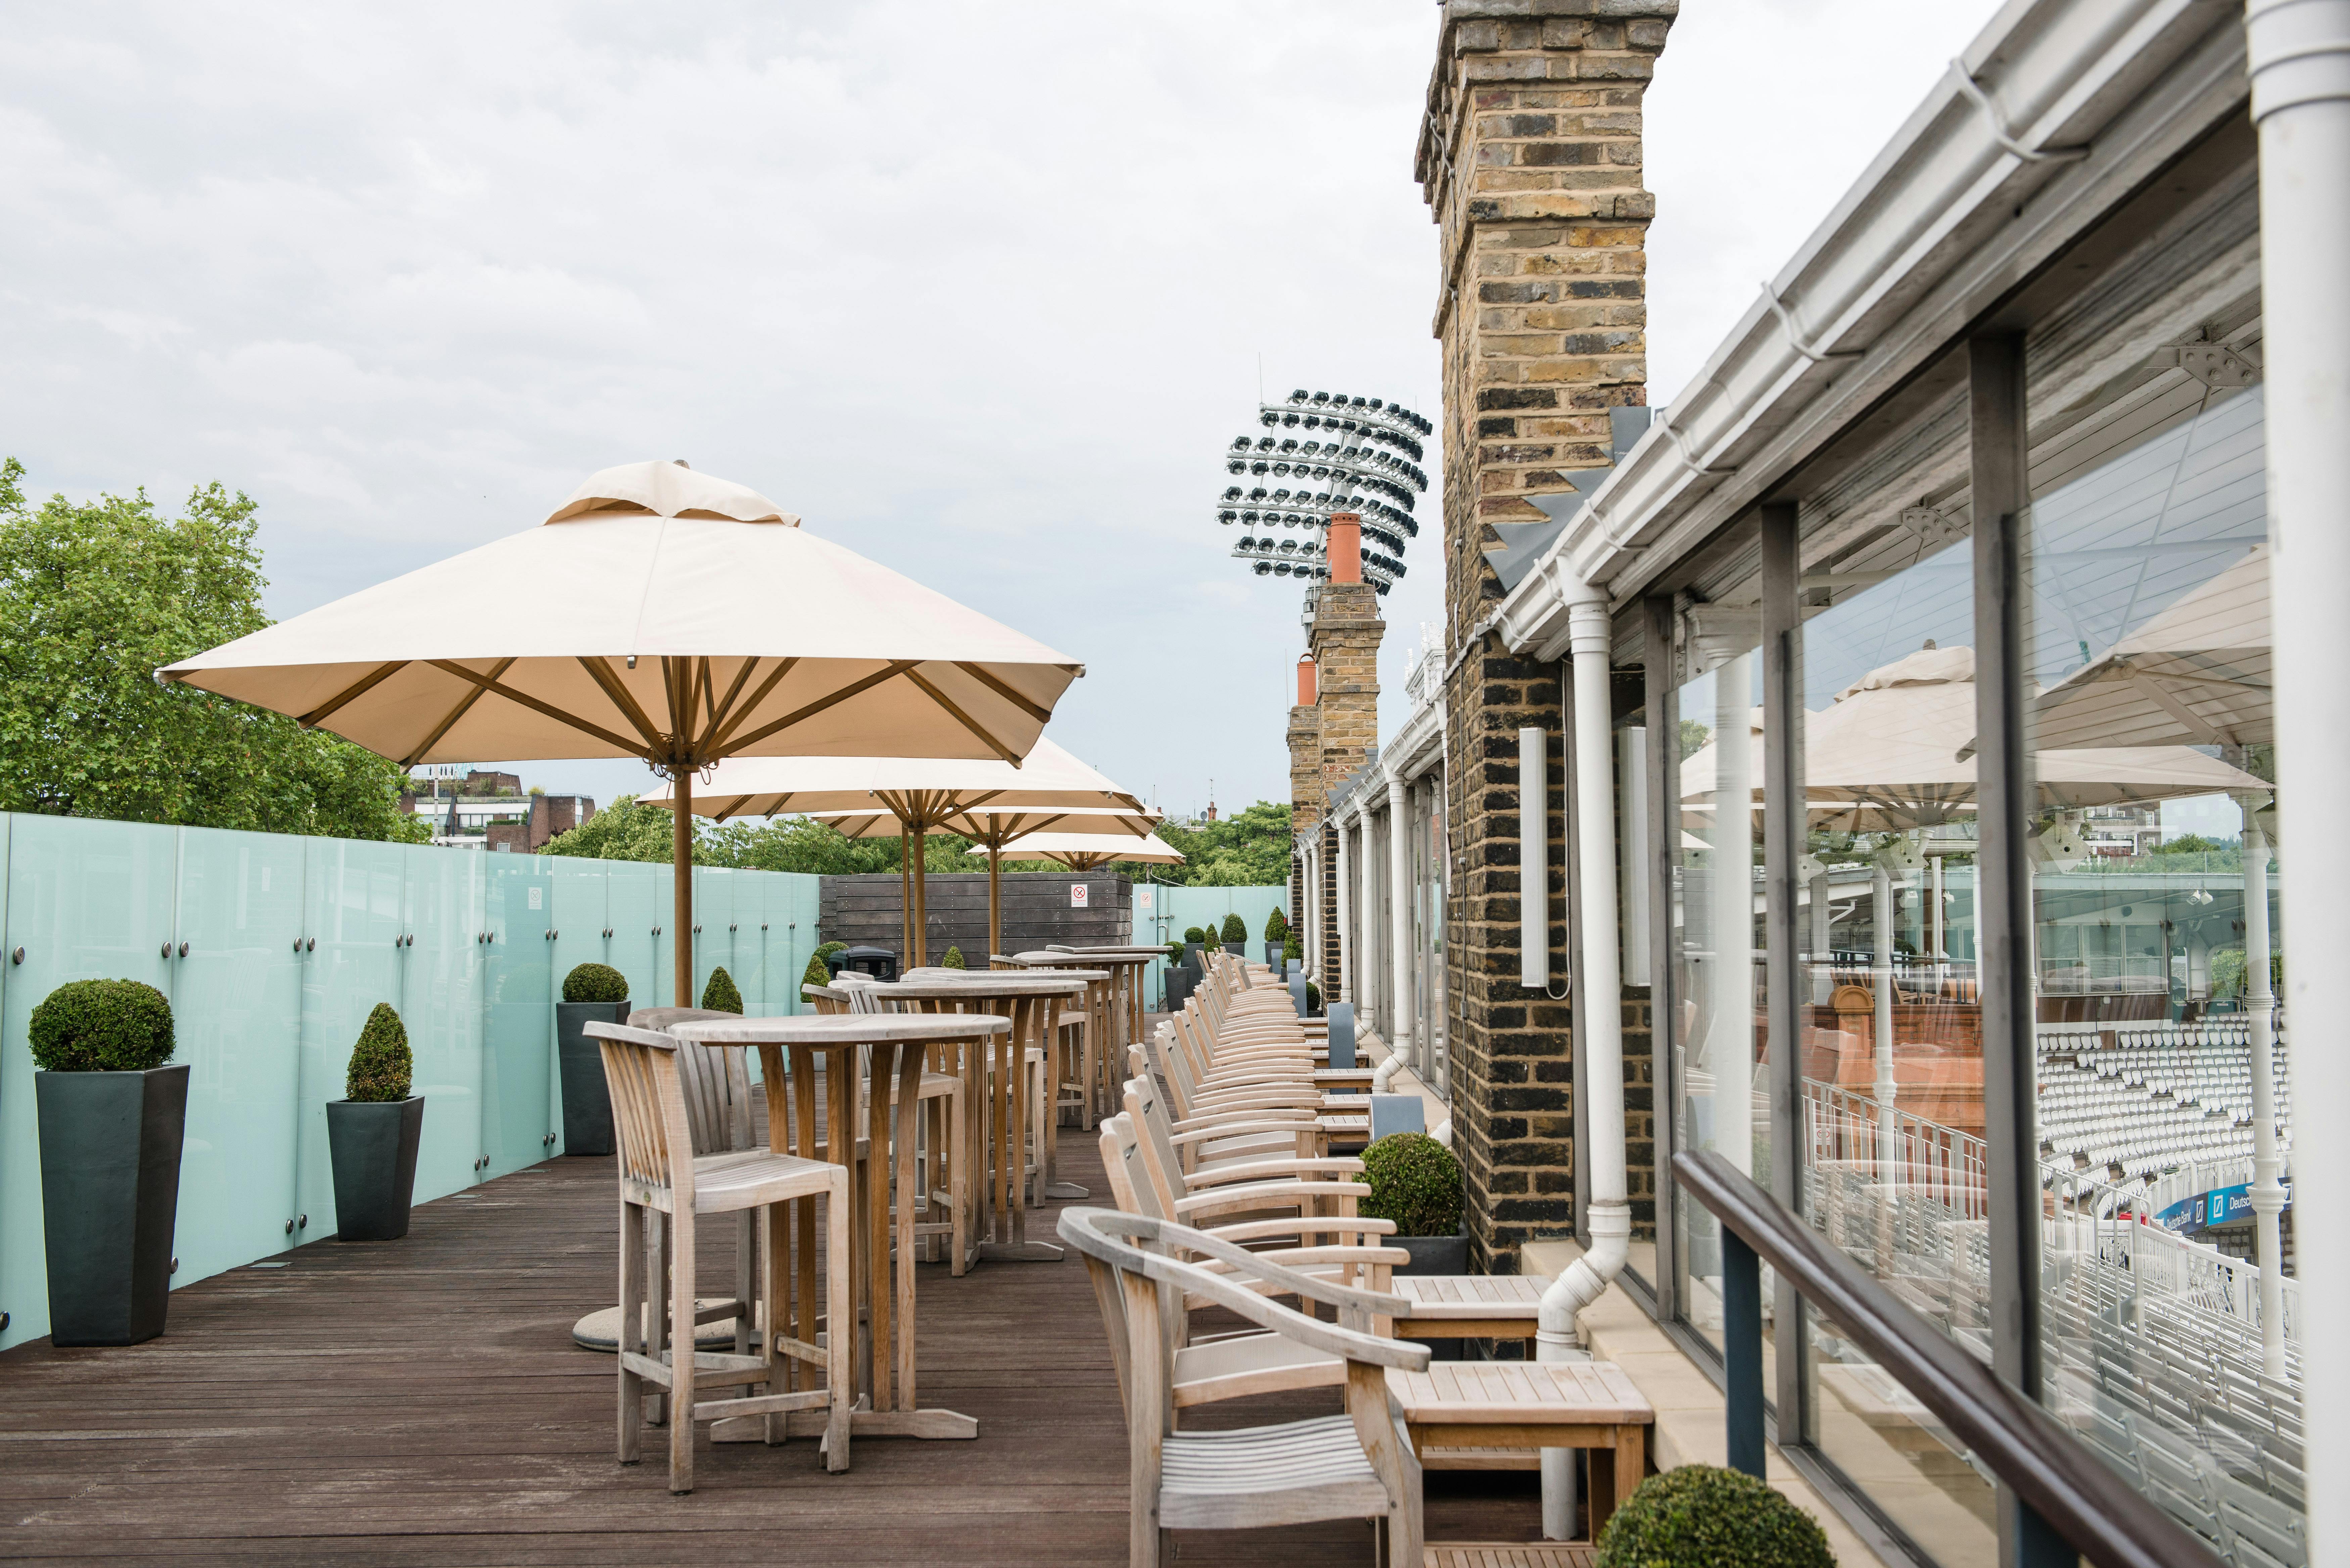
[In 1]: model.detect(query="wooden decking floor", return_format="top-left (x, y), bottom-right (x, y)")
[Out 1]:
top-left (0, 1124), bottom-right (1546, 1565)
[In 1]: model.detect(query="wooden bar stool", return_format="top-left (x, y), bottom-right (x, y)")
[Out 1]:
top-left (586, 1019), bottom-right (854, 1493)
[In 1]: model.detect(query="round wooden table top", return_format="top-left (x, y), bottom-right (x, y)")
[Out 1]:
top-left (867, 972), bottom-right (1097, 1000)
top-left (1005, 949), bottom-right (1155, 967)
top-left (665, 1012), bottom-right (1012, 1044)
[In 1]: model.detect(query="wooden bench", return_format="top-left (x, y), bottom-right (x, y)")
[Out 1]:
top-left (1388, 1362), bottom-right (1653, 1536)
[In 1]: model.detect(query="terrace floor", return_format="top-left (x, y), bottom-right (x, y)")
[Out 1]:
top-left (0, 1110), bottom-right (1548, 1564)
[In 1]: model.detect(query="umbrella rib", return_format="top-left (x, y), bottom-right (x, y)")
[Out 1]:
top-left (723, 661), bottom-right (921, 752)
top-left (423, 660), bottom-right (652, 760)
top-left (706, 658), bottom-right (801, 752)
top-left (697, 656), bottom-right (761, 756)
top-left (903, 667), bottom-right (1022, 765)
top-left (300, 661), bottom-right (408, 728)
top-left (576, 657), bottom-right (668, 755)
top-left (402, 657), bottom-right (516, 767)
top-left (952, 662), bottom-right (1053, 724)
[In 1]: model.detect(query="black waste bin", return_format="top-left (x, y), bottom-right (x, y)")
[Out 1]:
top-left (830, 945), bottom-right (899, 982)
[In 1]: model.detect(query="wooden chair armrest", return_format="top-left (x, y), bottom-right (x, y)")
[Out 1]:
top-left (1181, 1156), bottom-right (1365, 1188)
top-left (1169, 1119), bottom-right (1319, 1146)
top-left (1173, 1178), bottom-right (1369, 1216)
top-left (1201, 1216), bottom-right (1398, 1244)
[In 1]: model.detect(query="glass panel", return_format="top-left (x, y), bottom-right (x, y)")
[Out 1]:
top-left (1671, 597), bottom-right (1767, 1356)
top-left (2023, 376), bottom-right (2298, 1557)
top-left (481, 853), bottom-right (554, 1176)
top-left (1614, 714), bottom-right (1657, 1289)
top-left (400, 842), bottom-right (483, 1205)
top-left (1793, 476), bottom-right (1990, 1563)
top-left (298, 838), bottom-right (405, 1242)
top-left (172, 828), bottom-right (308, 1275)
top-left (692, 866), bottom-right (737, 1007)
top-left (603, 861), bottom-right (670, 1011)
top-left (0, 816), bottom-right (180, 1348)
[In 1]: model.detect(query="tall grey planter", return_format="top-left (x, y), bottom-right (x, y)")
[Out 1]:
top-left (36, 1063), bottom-right (190, 1347)
top-left (556, 999), bottom-right (630, 1156)
top-left (327, 1097), bottom-right (425, 1240)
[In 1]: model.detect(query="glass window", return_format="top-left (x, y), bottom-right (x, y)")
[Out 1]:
top-left (2024, 360), bottom-right (2298, 1558)
top-left (1670, 586), bottom-right (1767, 1357)
top-left (1791, 430), bottom-right (1993, 1564)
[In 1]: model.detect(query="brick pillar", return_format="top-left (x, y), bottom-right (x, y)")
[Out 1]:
top-left (1414, 2), bottom-right (1670, 1271)
top-left (1311, 573), bottom-right (1383, 983)
top-left (1287, 672), bottom-right (1321, 943)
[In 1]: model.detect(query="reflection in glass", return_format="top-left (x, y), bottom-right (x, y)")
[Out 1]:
top-left (2025, 382), bottom-right (2300, 1563)
top-left (1671, 632), bottom-right (1767, 1353)
top-left (1792, 516), bottom-right (1993, 1565)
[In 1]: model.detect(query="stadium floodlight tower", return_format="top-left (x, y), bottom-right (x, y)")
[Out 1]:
top-left (1217, 388), bottom-right (1431, 615)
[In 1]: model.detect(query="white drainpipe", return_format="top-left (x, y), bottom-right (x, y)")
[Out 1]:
top-left (2248, 0), bottom-right (2349, 1548)
top-left (1388, 772), bottom-right (1414, 1063)
top-left (1538, 582), bottom-right (1631, 1540)
top-left (1335, 811), bottom-right (1352, 1004)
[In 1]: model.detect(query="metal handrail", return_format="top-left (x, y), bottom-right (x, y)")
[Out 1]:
top-left (1672, 1149), bottom-right (2224, 1568)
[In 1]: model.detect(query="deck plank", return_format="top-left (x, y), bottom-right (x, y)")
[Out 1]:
top-left (0, 1107), bottom-right (1550, 1563)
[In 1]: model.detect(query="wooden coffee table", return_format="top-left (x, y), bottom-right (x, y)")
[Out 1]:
top-left (1386, 1361), bottom-right (1652, 1534)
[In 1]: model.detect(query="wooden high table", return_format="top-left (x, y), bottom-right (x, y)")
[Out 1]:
top-left (870, 972), bottom-right (1096, 1264)
top-left (1007, 948), bottom-right (1162, 1120)
top-left (667, 1012), bottom-right (1009, 1455)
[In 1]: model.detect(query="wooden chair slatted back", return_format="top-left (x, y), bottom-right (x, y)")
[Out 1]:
top-left (629, 1008), bottom-right (753, 1156)
top-left (597, 1030), bottom-right (691, 1199)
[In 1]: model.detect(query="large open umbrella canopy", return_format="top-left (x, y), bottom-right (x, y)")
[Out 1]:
top-left (644, 738), bottom-right (1153, 961)
top-left (970, 830), bottom-right (1184, 873)
top-left (162, 460), bottom-right (1083, 1003)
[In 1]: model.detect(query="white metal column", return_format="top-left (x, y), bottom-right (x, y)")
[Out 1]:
top-left (1386, 773), bottom-right (1413, 1056)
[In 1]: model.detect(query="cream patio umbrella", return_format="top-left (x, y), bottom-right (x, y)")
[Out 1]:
top-left (974, 830), bottom-right (1184, 873)
top-left (642, 738), bottom-right (1155, 962)
top-left (161, 460), bottom-right (1084, 1004)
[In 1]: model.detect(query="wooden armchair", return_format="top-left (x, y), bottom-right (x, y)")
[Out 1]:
top-left (1058, 1205), bottom-right (1427, 1567)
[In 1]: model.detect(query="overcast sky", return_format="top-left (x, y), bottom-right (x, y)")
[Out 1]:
top-left (3, 1), bottom-right (2000, 818)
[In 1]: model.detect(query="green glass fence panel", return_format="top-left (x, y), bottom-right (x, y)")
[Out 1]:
top-left (692, 867), bottom-right (738, 1010)
top-left (298, 839), bottom-right (406, 1242)
top-left (480, 854), bottom-right (554, 1176)
top-left (604, 861), bottom-right (669, 1010)
top-left (170, 828), bottom-right (308, 1279)
top-left (547, 859), bottom-right (611, 1154)
top-left (398, 844), bottom-right (483, 1205)
top-left (0, 815), bottom-right (182, 1348)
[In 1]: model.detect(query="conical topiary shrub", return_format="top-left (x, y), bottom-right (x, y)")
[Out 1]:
top-left (700, 966), bottom-right (743, 1014)
top-left (1596, 1464), bottom-right (1833, 1568)
top-left (941, 945), bottom-right (967, 969)
top-left (1265, 906), bottom-right (1290, 946)
top-left (802, 941), bottom-right (846, 989)
top-left (1219, 912), bottom-right (1247, 946)
top-left (345, 1003), bottom-right (413, 1102)
top-left (330, 1003), bottom-right (424, 1242)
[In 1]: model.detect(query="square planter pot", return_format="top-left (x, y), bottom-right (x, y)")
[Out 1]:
top-left (1222, 942), bottom-right (1246, 956)
top-left (1264, 941), bottom-right (1284, 968)
top-left (556, 999), bottom-right (630, 1156)
top-left (1393, 1226), bottom-right (1472, 1361)
top-left (36, 1063), bottom-right (190, 1347)
top-left (327, 1097), bottom-right (426, 1241)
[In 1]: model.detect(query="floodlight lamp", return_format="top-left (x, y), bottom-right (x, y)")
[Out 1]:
top-left (1219, 510), bottom-right (1237, 525)
top-left (1279, 438), bottom-right (1298, 453)
top-left (1290, 389), bottom-right (1308, 401)
top-left (1282, 412), bottom-right (1299, 426)
top-left (1230, 436), bottom-right (1250, 451)
top-left (1254, 560), bottom-right (1272, 575)
top-left (1251, 461), bottom-right (1268, 475)
top-left (1312, 391), bottom-right (1329, 404)
top-left (1248, 487), bottom-right (1267, 500)
top-left (1222, 486), bottom-right (1242, 501)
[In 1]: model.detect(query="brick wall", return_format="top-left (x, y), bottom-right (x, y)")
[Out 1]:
top-left (1415, 0), bottom-right (1671, 1271)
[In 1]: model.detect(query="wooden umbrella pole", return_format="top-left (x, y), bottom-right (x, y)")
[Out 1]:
top-left (910, 816), bottom-right (929, 969)
top-left (898, 826), bottom-right (912, 964)
top-left (673, 765), bottom-right (694, 1006)
top-left (988, 839), bottom-right (1002, 960)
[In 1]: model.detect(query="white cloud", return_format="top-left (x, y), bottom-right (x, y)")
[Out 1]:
top-left (1, 0), bottom-right (2003, 816)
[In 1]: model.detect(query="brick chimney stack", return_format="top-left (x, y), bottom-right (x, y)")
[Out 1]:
top-left (1414, 0), bottom-right (1672, 1271)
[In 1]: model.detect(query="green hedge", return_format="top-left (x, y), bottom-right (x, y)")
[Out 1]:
top-left (345, 1003), bottom-right (413, 1102)
top-left (29, 979), bottom-right (175, 1073)
top-left (1596, 1464), bottom-right (1833, 1568)
top-left (561, 963), bottom-right (628, 1004)
top-left (1360, 1131), bottom-right (1462, 1238)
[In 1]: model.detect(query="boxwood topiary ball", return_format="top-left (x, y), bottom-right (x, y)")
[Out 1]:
top-left (29, 979), bottom-right (175, 1073)
top-left (345, 1002), bottom-right (413, 1103)
top-left (700, 966), bottom-right (744, 1014)
top-left (1597, 1464), bottom-right (1834, 1568)
top-left (1359, 1131), bottom-right (1462, 1239)
top-left (561, 962), bottom-right (629, 1004)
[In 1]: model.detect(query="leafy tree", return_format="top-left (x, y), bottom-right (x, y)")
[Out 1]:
top-left (0, 459), bottom-right (425, 841)
top-left (1153, 800), bottom-right (1293, 885)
